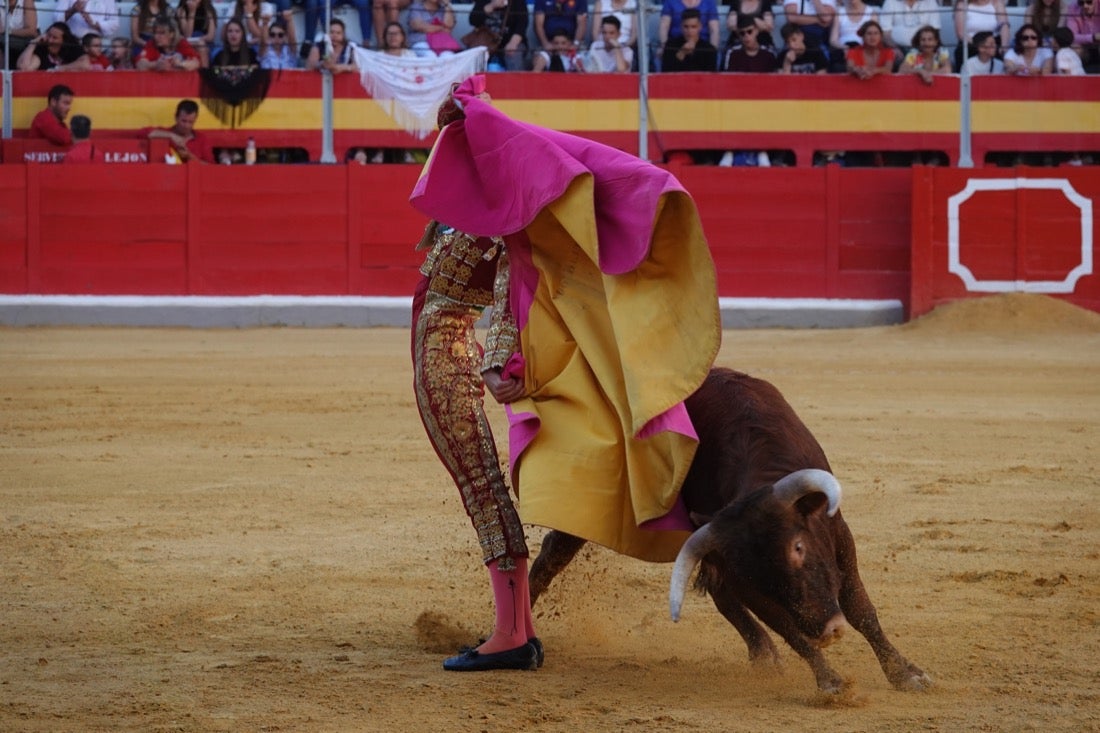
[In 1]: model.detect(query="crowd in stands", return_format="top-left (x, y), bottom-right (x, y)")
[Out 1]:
top-left (2, 0), bottom-right (1097, 73)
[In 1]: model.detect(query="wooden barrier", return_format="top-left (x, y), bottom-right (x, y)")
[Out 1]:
top-left (0, 164), bottom-right (912, 303)
top-left (910, 167), bottom-right (1100, 316)
top-left (4, 163), bottom-right (1099, 318)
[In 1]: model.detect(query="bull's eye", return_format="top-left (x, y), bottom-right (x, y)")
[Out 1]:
top-left (794, 540), bottom-right (805, 557)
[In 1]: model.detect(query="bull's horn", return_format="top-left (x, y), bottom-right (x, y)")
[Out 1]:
top-left (669, 523), bottom-right (719, 622)
top-left (772, 469), bottom-right (842, 517)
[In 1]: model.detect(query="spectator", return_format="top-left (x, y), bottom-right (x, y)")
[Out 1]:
top-left (177, 0), bottom-right (218, 67)
top-left (1004, 22), bottom-right (1054, 74)
top-left (783, 0), bottom-right (837, 52)
top-left (59, 0), bottom-right (120, 44)
top-left (534, 0), bottom-right (588, 53)
top-left (212, 18), bottom-right (259, 66)
top-left (592, 0), bottom-right (635, 49)
top-left (718, 14), bottom-right (775, 165)
top-left (2, 0), bottom-right (39, 69)
top-left (830, 0), bottom-right (877, 59)
top-left (1025, 0), bottom-right (1066, 46)
top-left (143, 99), bottom-right (214, 163)
top-left (953, 0), bottom-right (1010, 72)
top-left (777, 20), bottom-right (828, 72)
top-left (260, 17), bottom-right (301, 66)
top-left (662, 7), bottom-right (719, 70)
top-left (108, 36), bottom-right (135, 68)
top-left (18, 22), bottom-right (84, 70)
top-left (265, 0), bottom-right (299, 50)
top-left (407, 0), bottom-right (461, 56)
top-left (724, 0), bottom-right (774, 52)
top-left (29, 84), bottom-right (75, 147)
top-left (1052, 25), bottom-right (1086, 72)
top-left (846, 19), bottom-right (894, 78)
top-left (306, 17), bottom-right (358, 71)
top-left (131, 0), bottom-right (168, 50)
top-left (899, 25), bottom-right (950, 83)
top-left (60, 31), bottom-right (114, 69)
top-left (373, 0), bottom-right (413, 47)
top-left (1066, 0), bottom-right (1099, 71)
top-left (375, 20), bottom-right (414, 56)
top-left (879, 0), bottom-right (940, 54)
top-left (136, 16), bottom-right (202, 70)
top-left (660, 0), bottom-right (720, 53)
top-left (724, 14), bottom-right (776, 70)
top-left (960, 29), bottom-right (1004, 73)
top-left (306, 0), bottom-right (371, 46)
top-left (585, 15), bottom-right (633, 70)
top-left (63, 115), bottom-right (105, 163)
top-left (533, 28), bottom-right (584, 69)
top-left (468, 0), bottom-right (529, 71)
top-left (233, 0), bottom-right (277, 48)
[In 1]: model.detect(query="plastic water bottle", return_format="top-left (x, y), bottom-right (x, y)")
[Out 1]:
top-left (245, 137), bottom-right (257, 165)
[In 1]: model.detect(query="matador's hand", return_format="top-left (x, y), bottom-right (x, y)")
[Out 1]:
top-left (482, 368), bottom-right (525, 404)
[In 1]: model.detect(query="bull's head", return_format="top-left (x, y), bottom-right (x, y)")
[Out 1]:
top-left (669, 469), bottom-right (847, 646)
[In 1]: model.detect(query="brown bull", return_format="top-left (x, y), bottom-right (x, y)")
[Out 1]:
top-left (528, 368), bottom-right (931, 694)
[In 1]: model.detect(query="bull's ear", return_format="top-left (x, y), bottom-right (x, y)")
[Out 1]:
top-left (794, 492), bottom-right (830, 518)
top-left (688, 511), bottom-right (713, 528)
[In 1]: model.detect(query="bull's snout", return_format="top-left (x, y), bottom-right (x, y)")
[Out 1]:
top-left (814, 613), bottom-right (848, 649)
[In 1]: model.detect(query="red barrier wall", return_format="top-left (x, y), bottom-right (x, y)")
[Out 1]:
top-left (910, 168), bottom-right (1100, 316)
top-left (0, 164), bottom-right (912, 303)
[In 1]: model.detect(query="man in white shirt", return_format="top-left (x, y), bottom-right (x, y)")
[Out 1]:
top-left (879, 0), bottom-right (941, 52)
top-left (59, 0), bottom-right (120, 41)
top-left (585, 15), bottom-right (633, 71)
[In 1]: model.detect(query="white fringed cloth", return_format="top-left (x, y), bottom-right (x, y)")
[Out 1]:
top-left (353, 47), bottom-right (488, 139)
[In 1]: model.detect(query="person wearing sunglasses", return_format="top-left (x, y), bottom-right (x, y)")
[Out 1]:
top-left (1004, 22), bottom-right (1054, 74)
top-left (260, 17), bottom-right (299, 67)
top-left (724, 15), bottom-right (776, 70)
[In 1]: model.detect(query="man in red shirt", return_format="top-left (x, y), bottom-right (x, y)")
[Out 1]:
top-left (142, 99), bottom-right (214, 163)
top-left (62, 115), bottom-right (105, 164)
top-left (29, 84), bottom-right (75, 147)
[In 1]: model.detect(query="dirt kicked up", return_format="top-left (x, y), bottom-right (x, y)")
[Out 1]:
top-left (2, 294), bottom-right (1099, 732)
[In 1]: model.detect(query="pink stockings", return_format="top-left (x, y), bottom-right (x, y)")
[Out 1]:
top-left (478, 557), bottom-right (537, 654)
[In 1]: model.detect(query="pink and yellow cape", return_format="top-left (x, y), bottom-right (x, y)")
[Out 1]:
top-left (410, 77), bottom-right (721, 562)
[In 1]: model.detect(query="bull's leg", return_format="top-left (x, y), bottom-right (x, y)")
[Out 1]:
top-left (529, 530), bottom-right (587, 606)
top-left (731, 592), bottom-right (846, 693)
top-left (834, 522), bottom-right (932, 691)
top-left (708, 588), bottom-right (785, 670)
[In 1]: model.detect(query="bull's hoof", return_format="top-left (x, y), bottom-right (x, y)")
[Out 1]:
top-left (893, 670), bottom-right (934, 692)
top-left (814, 669), bottom-right (847, 695)
top-left (885, 658), bottom-right (933, 692)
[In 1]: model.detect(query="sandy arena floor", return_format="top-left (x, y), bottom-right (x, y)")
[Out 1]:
top-left (2, 294), bottom-right (1099, 732)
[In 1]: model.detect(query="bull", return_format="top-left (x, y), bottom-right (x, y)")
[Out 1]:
top-left (529, 367), bottom-right (930, 694)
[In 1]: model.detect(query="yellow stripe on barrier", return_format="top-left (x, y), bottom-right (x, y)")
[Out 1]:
top-left (9, 96), bottom-right (1100, 136)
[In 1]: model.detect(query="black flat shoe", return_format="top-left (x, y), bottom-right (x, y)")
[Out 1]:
top-left (529, 637), bottom-right (544, 668)
top-left (443, 642), bottom-right (538, 672)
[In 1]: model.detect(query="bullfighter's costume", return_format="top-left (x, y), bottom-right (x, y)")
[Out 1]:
top-left (411, 96), bottom-right (540, 672)
top-left (411, 76), bottom-right (721, 563)
top-left (411, 223), bottom-right (528, 568)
